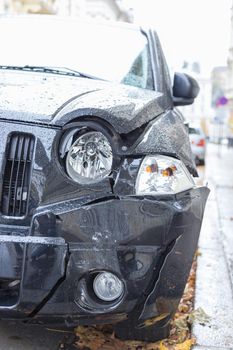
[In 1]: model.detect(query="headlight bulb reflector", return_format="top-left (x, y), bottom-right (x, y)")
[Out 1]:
top-left (66, 131), bottom-right (113, 184)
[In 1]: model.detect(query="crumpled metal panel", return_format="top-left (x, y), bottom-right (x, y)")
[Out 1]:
top-left (0, 70), bottom-right (168, 134)
top-left (0, 235), bottom-right (67, 314)
top-left (131, 109), bottom-right (197, 175)
top-left (33, 187), bottom-right (209, 326)
top-left (32, 197), bottom-right (174, 244)
top-left (113, 187), bottom-right (209, 341)
top-left (52, 87), bottom-right (166, 134)
top-left (36, 243), bottom-right (163, 319)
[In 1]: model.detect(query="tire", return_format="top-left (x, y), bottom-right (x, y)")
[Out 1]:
top-left (114, 319), bottom-right (171, 342)
top-left (198, 159), bottom-right (205, 166)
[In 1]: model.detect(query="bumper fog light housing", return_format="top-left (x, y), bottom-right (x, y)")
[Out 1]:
top-left (93, 272), bottom-right (124, 302)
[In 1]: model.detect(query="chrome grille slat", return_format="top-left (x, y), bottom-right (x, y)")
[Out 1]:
top-left (1, 133), bottom-right (35, 217)
top-left (19, 138), bottom-right (31, 215)
top-left (12, 135), bottom-right (23, 215)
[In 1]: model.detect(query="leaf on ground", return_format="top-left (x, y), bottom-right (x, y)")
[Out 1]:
top-left (158, 340), bottom-right (170, 350)
top-left (173, 316), bottom-right (189, 332)
top-left (195, 250), bottom-right (202, 257)
top-left (142, 313), bottom-right (170, 327)
top-left (75, 326), bottom-right (106, 350)
top-left (75, 326), bottom-right (158, 350)
top-left (188, 307), bottom-right (211, 326)
top-left (174, 338), bottom-right (196, 350)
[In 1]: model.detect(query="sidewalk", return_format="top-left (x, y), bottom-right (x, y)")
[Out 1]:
top-left (193, 144), bottom-right (233, 350)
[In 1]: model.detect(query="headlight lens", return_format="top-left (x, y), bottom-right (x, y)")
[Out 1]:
top-left (66, 131), bottom-right (113, 184)
top-left (136, 155), bottom-right (195, 195)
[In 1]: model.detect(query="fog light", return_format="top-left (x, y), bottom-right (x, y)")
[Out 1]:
top-left (93, 272), bottom-right (124, 302)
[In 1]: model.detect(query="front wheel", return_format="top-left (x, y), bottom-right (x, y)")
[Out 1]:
top-left (114, 320), bottom-right (171, 342)
top-left (198, 158), bottom-right (205, 166)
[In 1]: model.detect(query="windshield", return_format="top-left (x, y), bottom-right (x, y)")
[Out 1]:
top-left (0, 17), bottom-right (154, 90)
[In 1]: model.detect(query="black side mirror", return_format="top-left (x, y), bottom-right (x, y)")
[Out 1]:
top-left (172, 73), bottom-right (199, 106)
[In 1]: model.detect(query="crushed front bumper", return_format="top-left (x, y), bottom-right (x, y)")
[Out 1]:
top-left (0, 187), bottom-right (209, 328)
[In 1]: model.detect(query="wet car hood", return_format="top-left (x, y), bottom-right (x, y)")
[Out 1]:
top-left (0, 70), bottom-right (168, 133)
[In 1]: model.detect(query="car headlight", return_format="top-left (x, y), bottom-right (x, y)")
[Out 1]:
top-left (66, 131), bottom-right (113, 184)
top-left (135, 155), bottom-right (195, 195)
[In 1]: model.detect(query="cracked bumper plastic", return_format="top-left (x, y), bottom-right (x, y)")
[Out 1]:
top-left (0, 187), bottom-right (209, 327)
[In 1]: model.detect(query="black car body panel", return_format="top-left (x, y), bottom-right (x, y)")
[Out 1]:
top-left (0, 70), bottom-right (166, 132)
top-left (0, 16), bottom-right (209, 342)
top-left (0, 71), bottom-right (197, 175)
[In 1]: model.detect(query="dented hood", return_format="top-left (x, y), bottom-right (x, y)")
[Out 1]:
top-left (0, 70), bottom-right (168, 133)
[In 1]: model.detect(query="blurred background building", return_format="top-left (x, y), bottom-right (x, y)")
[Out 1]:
top-left (227, 0), bottom-right (233, 141)
top-left (0, 0), bottom-right (132, 21)
top-left (210, 66), bottom-right (229, 142)
top-left (178, 62), bottom-right (214, 137)
top-left (0, 0), bottom-right (56, 14)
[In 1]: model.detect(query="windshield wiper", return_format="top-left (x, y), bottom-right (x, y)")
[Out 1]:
top-left (59, 67), bottom-right (104, 80)
top-left (0, 65), bottom-right (103, 80)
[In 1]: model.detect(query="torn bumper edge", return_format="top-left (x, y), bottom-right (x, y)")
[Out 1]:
top-left (0, 186), bottom-right (209, 327)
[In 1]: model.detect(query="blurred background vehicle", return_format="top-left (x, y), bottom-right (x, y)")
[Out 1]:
top-left (189, 125), bottom-right (206, 165)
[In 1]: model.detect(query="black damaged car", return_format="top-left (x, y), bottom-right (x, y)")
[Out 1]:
top-left (0, 16), bottom-right (209, 342)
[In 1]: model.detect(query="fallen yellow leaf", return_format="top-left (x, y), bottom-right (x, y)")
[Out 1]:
top-left (143, 313), bottom-right (170, 327)
top-left (175, 338), bottom-right (196, 350)
top-left (159, 340), bottom-right (170, 350)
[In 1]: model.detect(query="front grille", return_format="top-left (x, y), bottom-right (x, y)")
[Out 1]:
top-left (1, 133), bottom-right (35, 217)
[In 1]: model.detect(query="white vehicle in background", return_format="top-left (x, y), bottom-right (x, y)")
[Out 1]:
top-left (189, 126), bottom-right (206, 165)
